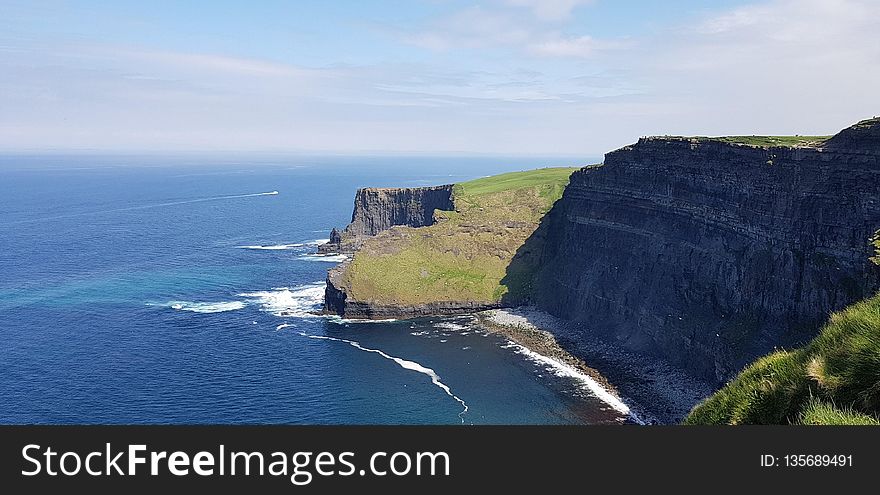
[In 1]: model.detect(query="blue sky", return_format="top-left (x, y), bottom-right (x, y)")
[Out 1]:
top-left (1, 0), bottom-right (878, 154)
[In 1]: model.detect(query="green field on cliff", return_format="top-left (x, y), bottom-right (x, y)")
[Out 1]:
top-left (339, 167), bottom-right (580, 305)
top-left (702, 135), bottom-right (832, 147)
top-left (685, 292), bottom-right (880, 425)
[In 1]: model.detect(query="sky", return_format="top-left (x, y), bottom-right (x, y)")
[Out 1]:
top-left (1, 0), bottom-right (878, 155)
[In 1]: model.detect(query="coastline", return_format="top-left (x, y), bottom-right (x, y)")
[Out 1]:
top-left (476, 307), bottom-right (715, 424)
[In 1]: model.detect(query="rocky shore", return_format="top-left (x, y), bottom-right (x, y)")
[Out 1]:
top-left (478, 307), bottom-right (715, 424)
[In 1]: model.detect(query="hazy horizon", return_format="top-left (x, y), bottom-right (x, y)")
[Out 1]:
top-left (2, 0), bottom-right (878, 155)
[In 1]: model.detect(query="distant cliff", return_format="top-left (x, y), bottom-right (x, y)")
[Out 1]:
top-left (321, 168), bottom-right (578, 318)
top-left (318, 185), bottom-right (453, 254)
top-left (533, 118), bottom-right (880, 382)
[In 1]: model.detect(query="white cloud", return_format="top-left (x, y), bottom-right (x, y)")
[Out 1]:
top-left (620, 0), bottom-right (880, 137)
top-left (401, 2), bottom-right (620, 59)
top-left (502, 0), bottom-right (594, 21)
top-left (404, 7), bottom-right (532, 51)
top-left (527, 35), bottom-right (630, 58)
top-left (1, 0), bottom-right (878, 155)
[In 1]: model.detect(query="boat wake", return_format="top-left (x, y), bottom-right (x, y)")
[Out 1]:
top-left (5, 191), bottom-right (281, 226)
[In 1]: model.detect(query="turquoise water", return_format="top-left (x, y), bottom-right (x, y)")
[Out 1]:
top-left (0, 155), bottom-right (625, 424)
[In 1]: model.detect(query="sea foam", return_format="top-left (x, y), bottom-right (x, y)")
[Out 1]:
top-left (154, 301), bottom-right (246, 314)
top-left (238, 243), bottom-right (304, 250)
top-left (507, 342), bottom-right (634, 418)
top-left (298, 254), bottom-right (348, 263)
top-left (239, 283), bottom-right (325, 317)
top-left (238, 239), bottom-right (332, 251)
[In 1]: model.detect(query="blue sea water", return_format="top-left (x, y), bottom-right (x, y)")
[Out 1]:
top-left (0, 154), bottom-right (625, 425)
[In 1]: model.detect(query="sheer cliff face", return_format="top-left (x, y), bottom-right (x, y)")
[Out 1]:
top-left (533, 123), bottom-right (880, 382)
top-left (344, 185), bottom-right (454, 236)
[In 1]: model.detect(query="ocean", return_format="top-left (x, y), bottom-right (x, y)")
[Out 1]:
top-left (0, 154), bottom-right (626, 425)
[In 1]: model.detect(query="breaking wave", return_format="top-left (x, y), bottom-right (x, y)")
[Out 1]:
top-left (238, 239), bottom-right (332, 251)
top-left (239, 283), bottom-right (325, 317)
top-left (506, 341), bottom-right (634, 417)
top-left (151, 301), bottom-right (246, 314)
top-left (298, 254), bottom-right (348, 263)
top-left (238, 243), bottom-right (304, 250)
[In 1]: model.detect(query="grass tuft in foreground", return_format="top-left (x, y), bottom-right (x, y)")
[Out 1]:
top-left (685, 292), bottom-right (880, 425)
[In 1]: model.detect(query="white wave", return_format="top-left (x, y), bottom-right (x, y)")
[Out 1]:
top-left (299, 332), bottom-right (468, 423)
top-left (329, 317), bottom-right (398, 324)
top-left (239, 283), bottom-right (325, 317)
top-left (152, 300), bottom-right (246, 314)
top-left (298, 254), bottom-right (348, 263)
top-left (238, 238), bottom-right (331, 251)
top-left (435, 322), bottom-right (469, 331)
top-left (505, 341), bottom-right (633, 417)
top-left (238, 243), bottom-right (304, 250)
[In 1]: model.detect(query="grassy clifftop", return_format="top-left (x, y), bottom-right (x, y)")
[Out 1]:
top-left (338, 167), bottom-right (579, 306)
top-left (685, 293), bottom-right (880, 425)
top-left (704, 135), bottom-right (832, 147)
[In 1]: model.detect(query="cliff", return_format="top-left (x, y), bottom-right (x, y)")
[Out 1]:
top-left (321, 168), bottom-right (579, 318)
top-left (532, 119), bottom-right (880, 382)
top-left (317, 118), bottom-right (880, 388)
top-left (318, 185), bottom-right (453, 254)
top-left (346, 185), bottom-right (454, 236)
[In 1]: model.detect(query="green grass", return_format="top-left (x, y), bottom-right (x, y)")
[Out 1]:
top-left (685, 293), bottom-right (880, 425)
top-left (340, 167), bottom-right (580, 306)
top-left (798, 399), bottom-right (880, 425)
top-left (456, 167), bottom-right (581, 200)
top-left (700, 135), bottom-right (832, 147)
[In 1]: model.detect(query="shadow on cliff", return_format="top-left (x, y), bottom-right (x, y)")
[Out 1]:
top-left (498, 198), bottom-right (564, 307)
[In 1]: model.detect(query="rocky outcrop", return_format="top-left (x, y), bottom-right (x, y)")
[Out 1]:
top-left (531, 119), bottom-right (880, 383)
top-left (318, 185), bottom-right (454, 254)
top-left (324, 261), bottom-right (501, 319)
top-left (825, 116), bottom-right (880, 151)
top-left (346, 185), bottom-right (454, 236)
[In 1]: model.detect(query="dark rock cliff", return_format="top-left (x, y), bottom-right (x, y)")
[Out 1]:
top-left (318, 185), bottom-right (454, 254)
top-left (531, 119), bottom-right (880, 383)
top-left (346, 185), bottom-right (454, 236)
